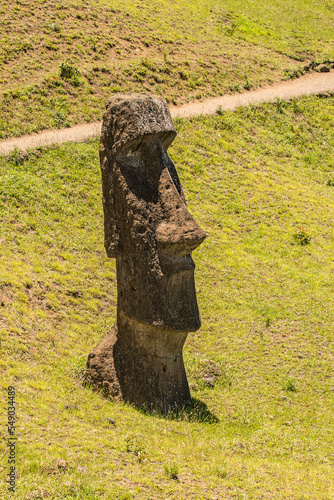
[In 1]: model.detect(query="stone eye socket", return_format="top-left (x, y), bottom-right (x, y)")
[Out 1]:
top-left (117, 156), bottom-right (158, 203)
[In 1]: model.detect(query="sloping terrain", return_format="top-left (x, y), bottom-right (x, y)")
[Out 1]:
top-left (1, 95), bottom-right (334, 499)
top-left (2, 70), bottom-right (334, 155)
top-left (1, 0), bottom-right (334, 138)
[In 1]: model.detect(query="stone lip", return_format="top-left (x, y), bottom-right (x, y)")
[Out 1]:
top-left (159, 253), bottom-right (196, 276)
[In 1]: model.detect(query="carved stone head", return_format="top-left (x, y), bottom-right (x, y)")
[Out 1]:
top-left (100, 94), bottom-right (206, 332)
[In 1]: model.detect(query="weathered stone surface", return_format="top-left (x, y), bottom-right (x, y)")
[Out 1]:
top-left (86, 93), bottom-right (206, 412)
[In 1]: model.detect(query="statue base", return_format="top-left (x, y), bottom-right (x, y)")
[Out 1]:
top-left (85, 316), bottom-right (191, 413)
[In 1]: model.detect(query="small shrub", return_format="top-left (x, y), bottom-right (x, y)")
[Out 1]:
top-left (179, 69), bottom-right (189, 80)
top-left (141, 57), bottom-right (155, 70)
top-left (291, 99), bottom-right (302, 113)
top-left (327, 178), bottom-right (334, 186)
top-left (124, 435), bottom-right (146, 462)
top-left (275, 97), bottom-right (286, 113)
top-left (293, 228), bottom-right (311, 246)
top-left (216, 465), bottom-right (228, 478)
top-left (282, 377), bottom-right (297, 392)
top-left (229, 83), bottom-right (241, 93)
top-left (8, 147), bottom-right (27, 166)
top-left (45, 75), bottom-right (63, 88)
top-left (48, 22), bottom-right (61, 32)
top-left (163, 462), bottom-right (179, 480)
top-left (244, 77), bottom-right (252, 90)
top-left (51, 111), bottom-right (69, 129)
top-left (283, 69), bottom-right (300, 80)
top-left (59, 61), bottom-right (81, 86)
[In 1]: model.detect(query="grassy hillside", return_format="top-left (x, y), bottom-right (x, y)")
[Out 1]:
top-left (1, 94), bottom-right (334, 498)
top-left (1, 0), bottom-right (334, 138)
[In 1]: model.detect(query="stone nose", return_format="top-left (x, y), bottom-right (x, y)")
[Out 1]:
top-left (156, 217), bottom-right (206, 256)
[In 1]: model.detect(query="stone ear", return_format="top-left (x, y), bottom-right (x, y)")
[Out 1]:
top-left (100, 150), bottom-right (121, 258)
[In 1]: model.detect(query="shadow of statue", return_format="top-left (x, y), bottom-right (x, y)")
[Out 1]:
top-left (137, 397), bottom-right (219, 424)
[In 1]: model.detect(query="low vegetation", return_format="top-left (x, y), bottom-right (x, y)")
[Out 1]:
top-left (1, 0), bottom-right (334, 138)
top-left (1, 94), bottom-right (334, 498)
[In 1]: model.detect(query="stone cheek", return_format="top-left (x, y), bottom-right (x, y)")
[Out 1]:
top-left (113, 153), bottom-right (202, 331)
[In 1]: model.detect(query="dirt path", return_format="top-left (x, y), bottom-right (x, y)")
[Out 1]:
top-left (1, 71), bottom-right (334, 156)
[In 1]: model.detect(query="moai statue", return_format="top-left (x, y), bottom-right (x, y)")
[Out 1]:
top-left (86, 94), bottom-right (206, 412)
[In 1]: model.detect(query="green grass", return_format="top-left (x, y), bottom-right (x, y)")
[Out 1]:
top-left (1, 0), bottom-right (334, 138)
top-left (1, 94), bottom-right (334, 498)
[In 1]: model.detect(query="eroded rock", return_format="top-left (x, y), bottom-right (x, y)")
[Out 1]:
top-left (318, 64), bottom-right (330, 73)
top-left (86, 94), bottom-right (206, 412)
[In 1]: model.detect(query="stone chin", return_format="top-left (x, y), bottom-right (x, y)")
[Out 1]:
top-left (117, 258), bottom-right (202, 333)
